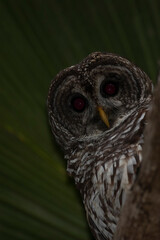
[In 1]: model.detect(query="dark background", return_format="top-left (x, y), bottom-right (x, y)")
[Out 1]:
top-left (0, 0), bottom-right (159, 239)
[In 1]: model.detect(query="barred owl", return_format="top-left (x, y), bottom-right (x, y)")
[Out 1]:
top-left (47, 52), bottom-right (152, 240)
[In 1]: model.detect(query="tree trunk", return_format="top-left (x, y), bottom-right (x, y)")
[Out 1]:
top-left (114, 78), bottom-right (160, 240)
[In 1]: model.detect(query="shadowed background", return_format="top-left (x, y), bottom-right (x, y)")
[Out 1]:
top-left (0, 0), bottom-right (159, 239)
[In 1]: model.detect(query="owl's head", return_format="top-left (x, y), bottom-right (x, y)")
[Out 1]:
top-left (47, 52), bottom-right (152, 150)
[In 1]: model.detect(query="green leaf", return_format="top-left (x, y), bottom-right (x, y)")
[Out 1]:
top-left (0, 0), bottom-right (159, 239)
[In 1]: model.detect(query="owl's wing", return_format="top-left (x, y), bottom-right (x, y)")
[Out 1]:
top-left (87, 215), bottom-right (110, 240)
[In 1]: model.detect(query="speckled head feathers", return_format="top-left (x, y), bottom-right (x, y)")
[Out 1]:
top-left (47, 52), bottom-right (152, 150)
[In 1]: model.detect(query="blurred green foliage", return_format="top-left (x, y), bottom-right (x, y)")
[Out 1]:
top-left (0, 0), bottom-right (159, 239)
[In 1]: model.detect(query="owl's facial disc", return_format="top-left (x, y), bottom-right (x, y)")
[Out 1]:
top-left (48, 52), bottom-right (152, 149)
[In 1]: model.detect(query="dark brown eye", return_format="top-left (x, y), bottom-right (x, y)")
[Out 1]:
top-left (71, 94), bottom-right (87, 112)
top-left (100, 80), bottom-right (119, 97)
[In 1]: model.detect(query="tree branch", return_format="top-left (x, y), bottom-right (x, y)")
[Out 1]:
top-left (114, 78), bottom-right (160, 240)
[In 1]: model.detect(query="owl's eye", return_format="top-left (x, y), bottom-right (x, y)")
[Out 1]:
top-left (100, 80), bottom-right (119, 97)
top-left (71, 94), bottom-right (87, 112)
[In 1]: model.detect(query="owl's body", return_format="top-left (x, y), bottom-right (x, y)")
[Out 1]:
top-left (66, 102), bottom-right (147, 240)
top-left (47, 52), bottom-right (152, 240)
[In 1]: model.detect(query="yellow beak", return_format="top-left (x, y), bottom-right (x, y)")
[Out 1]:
top-left (97, 106), bottom-right (110, 128)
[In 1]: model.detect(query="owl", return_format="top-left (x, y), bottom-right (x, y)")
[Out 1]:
top-left (47, 52), bottom-right (152, 240)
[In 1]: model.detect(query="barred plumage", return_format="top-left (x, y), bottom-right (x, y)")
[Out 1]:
top-left (47, 52), bottom-right (152, 240)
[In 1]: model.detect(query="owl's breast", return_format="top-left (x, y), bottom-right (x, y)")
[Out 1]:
top-left (82, 142), bottom-right (143, 240)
